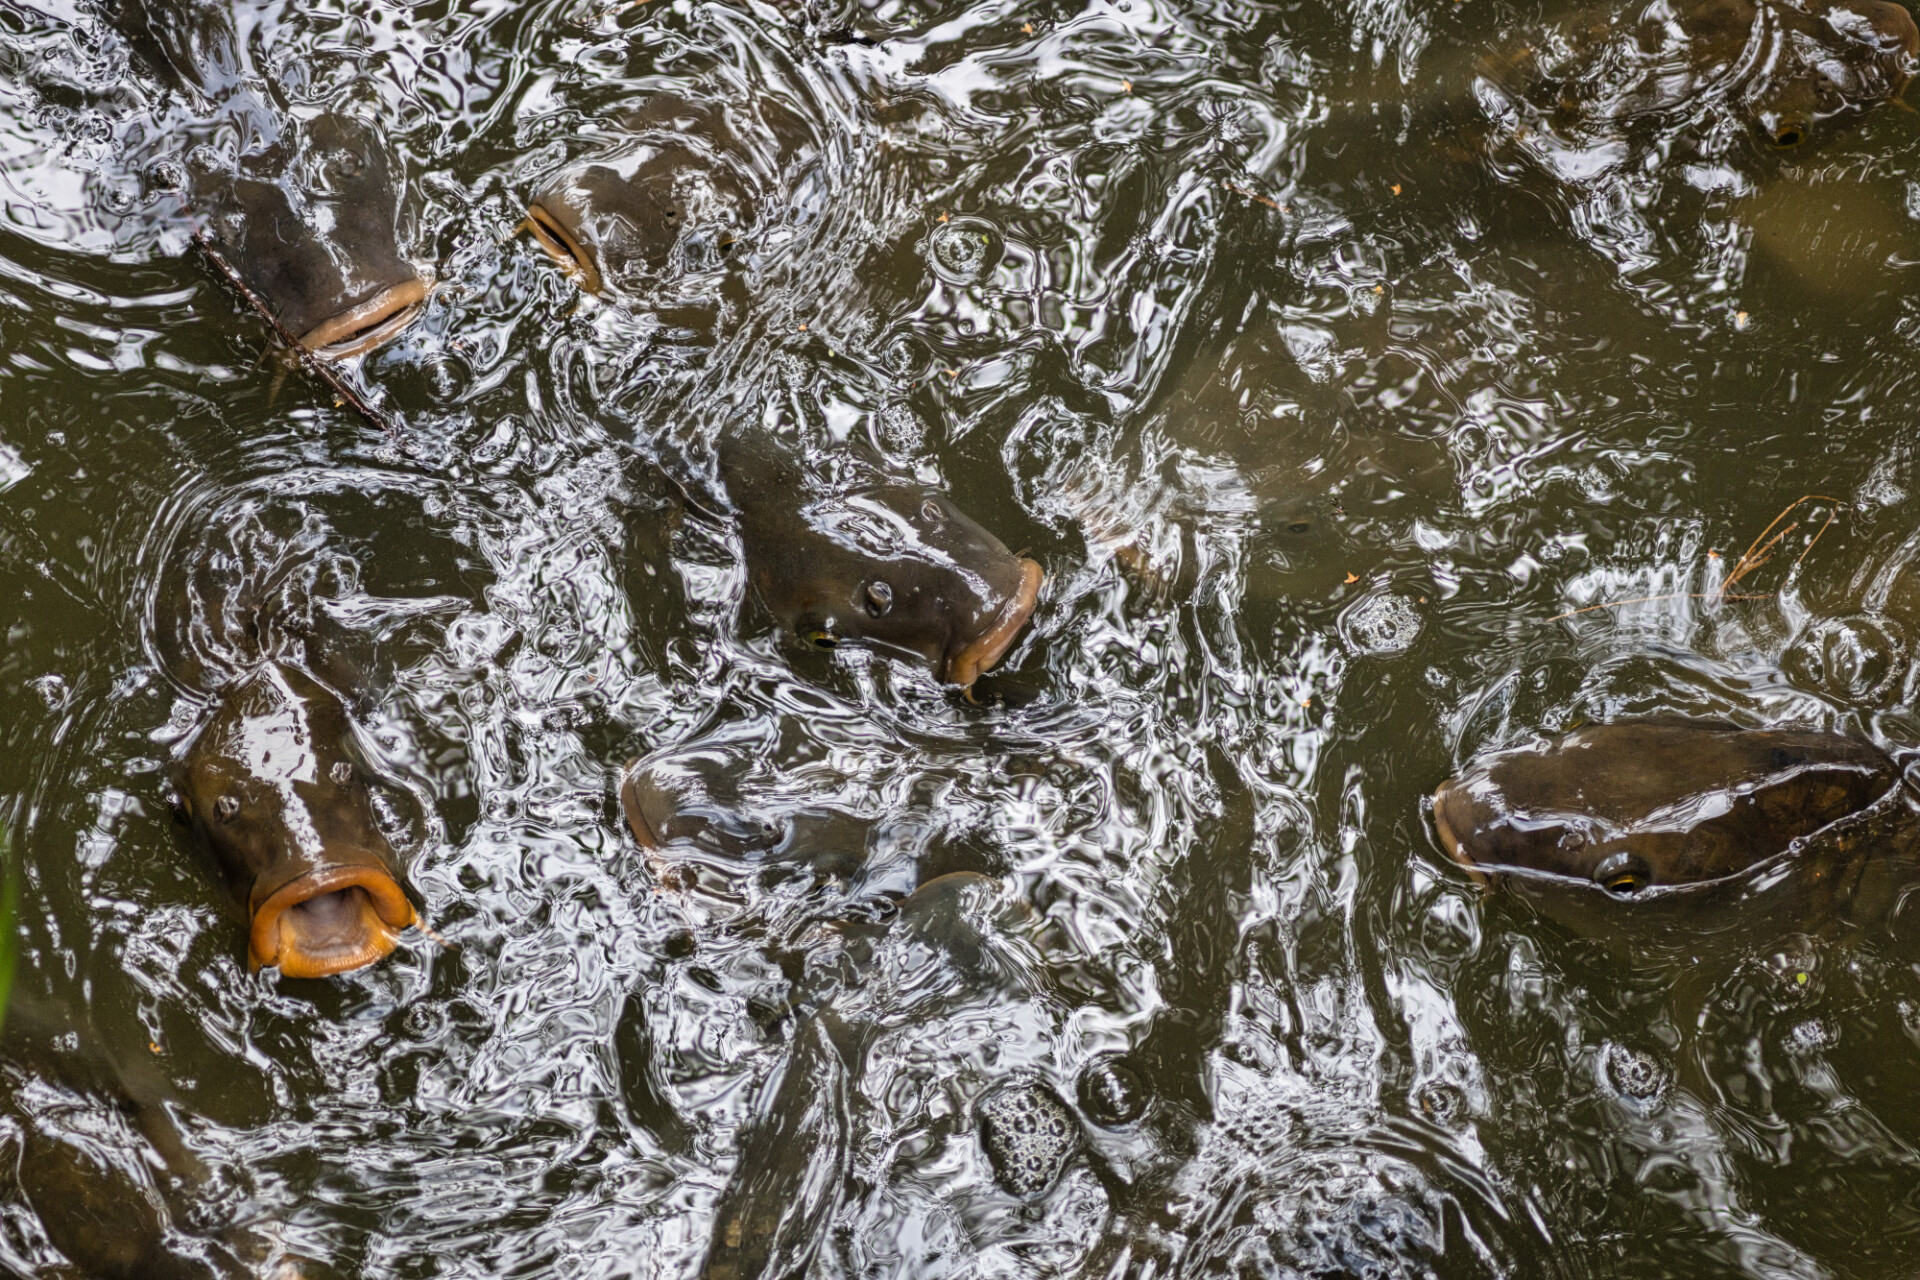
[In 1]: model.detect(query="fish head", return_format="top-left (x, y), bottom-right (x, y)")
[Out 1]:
top-left (1432, 720), bottom-right (1897, 897)
top-left (748, 482), bottom-right (1044, 688)
top-left (1747, 0), bottom-right (1918, 147)
top-left (526, 143), bottom-right (751, 295)
top-left (171, 665), bottom-right (416, 978)
top-left (199, 113), bottom-right (426, 358)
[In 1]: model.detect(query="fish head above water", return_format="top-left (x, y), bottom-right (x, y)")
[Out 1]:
top-left (737, 477), bottom-right (1044, 688)
top-left (526, 142), bottom-right (752, 295)
top-left (1744, 0), bottom-right (1918, 147)
top-left (1432, 719), bottom-right (1898, 896)
top-left (170, 663), bottom-right (417, 978)
top-left (198, 113), bottom-right (427, 358)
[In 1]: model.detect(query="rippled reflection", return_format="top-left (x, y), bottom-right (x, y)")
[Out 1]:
top-left (0, 0), bottom-right (1918, 1271)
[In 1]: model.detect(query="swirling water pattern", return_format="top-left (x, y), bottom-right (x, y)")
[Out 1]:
top-left (0, 0), bottom-right (1918, 1273)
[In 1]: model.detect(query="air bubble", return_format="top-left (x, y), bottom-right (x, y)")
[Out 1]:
top-left (926, 217), bottom-right (1002, 286)
top-left (1599, 1040), bottom-right (1669, 1106)
top-left (1076, 1056), bottom-right (1146, 1126)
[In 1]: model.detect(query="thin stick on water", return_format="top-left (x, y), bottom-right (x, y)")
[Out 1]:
top-left (1547, 494), bottom-right (1842, 624)
top-left (191, 231), bottom-right (403, 443)
top-left (1546, 592), bottom-right (1771, 624)
top-left (1717, 493), bottom-right (1839, 596)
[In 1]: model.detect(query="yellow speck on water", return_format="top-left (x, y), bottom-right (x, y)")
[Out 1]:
top-left (1734, 310), bottom-right (1751, 331)
top-left (1121, 80), bottom-right (1133, 93)
top-left (1373, 284), bottom-right (1384, 295)
top-left (1707, 550), bottom-right (1721, 559)
top-left (798, 323), bottom-right (808, 332)
top-left (1344, 572), bottom-right (1359, 584)
top-left (1299, 695), bottom-right (1312, 707)
top-left (1390, 183), bottom-right (1402, 195)
top-left (149, 1041), bottom-right (161, 1054)
top-left (1795, 971), bottom-right (1809, 985)
top-left (1022, 20), bottom-right (1033, 32)
top-left (938, 212), bottom-right (950, 223)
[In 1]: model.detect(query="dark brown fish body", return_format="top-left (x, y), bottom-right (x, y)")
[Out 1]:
top-left (1435, 720), bottom-right (1896, 889)
top-left (721, 436), bottom-right (1043, 689)
top-left (519, 105), bottom-right (1040, 690)
top-left (115, 0), bottom-right (426, 356)
top-left (1480, 0), bottom-right (1918, 154)
top-left (169, 662), bottom-right (416, 978)
top-left (1433, 720), bottom-right (1920, 943)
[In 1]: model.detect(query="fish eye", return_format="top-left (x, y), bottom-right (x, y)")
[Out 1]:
top-left (803, 627), bottom-right (840, 650)
top-left (1593, 851), bottom-right (1653, 897)
top-left (863, 581), bottom-right (893, 617)
top-left (1771, 121), bottom-right (1807, 147)
top-left (1286, 519), bottom-right (1312, 534)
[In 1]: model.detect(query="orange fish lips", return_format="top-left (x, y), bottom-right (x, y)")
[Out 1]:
top-left (942, 557), bottom-right (1044, 689)
top-left (250, 862), bottom-right (418, 979)
top-left (298, 278), bottom-right (430, 360)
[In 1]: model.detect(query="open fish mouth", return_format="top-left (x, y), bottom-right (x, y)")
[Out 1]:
top-left (942, 557), bottom-right (1044, 689)
top-left (526, 201), bottom-right (605, 295)
top-left (250, 862), bottom-right (418, 978)
top-left (298, 278), bottom-right (429, 360)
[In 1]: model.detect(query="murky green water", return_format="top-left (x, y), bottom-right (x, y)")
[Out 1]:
top-left (2, 0), bottom-right (1920, 1273)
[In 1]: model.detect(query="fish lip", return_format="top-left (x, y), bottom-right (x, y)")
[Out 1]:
top-left (941, 557), bottom-right (1043, 689)
top-left (249, 862), bottom-right (417, 979)
top-left (297, 277), bottom-right (429, 360)
top-left (1431, 782), bottom-right (1493, 888)
top-left (526, 200), bottom-right (605, 295)
top-left (619, 761), bottom-right (665, 851)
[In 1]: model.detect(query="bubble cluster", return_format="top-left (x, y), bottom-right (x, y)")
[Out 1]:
top-left (977, 1081), bottom-right (1080, 1196)
top-left (1341, 593), bottom-right (1423, 655)
top-left (1600, 1041), bottom-right (1669, 1106)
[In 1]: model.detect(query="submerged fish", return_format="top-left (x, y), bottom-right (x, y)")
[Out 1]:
top-left (721, 436), bottom-right (1043, 689)
top-left (170, 661), bottom-right (418, 978)
top-left (2, 994), bottom-right (306, 1279)
top-left (525, 140), bottom-right (752, 296)
top-left (1433, 719), bottom-right (1898, 895)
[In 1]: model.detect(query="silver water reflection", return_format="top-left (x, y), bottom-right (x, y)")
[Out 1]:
top-left (1, 0), bottom-right (1919, 1273)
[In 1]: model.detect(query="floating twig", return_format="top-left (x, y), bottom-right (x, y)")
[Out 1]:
top-left (1546, 592), bottom-right (1771, 624)
top-left (192, 230), bottom-right (402, 443)
top-left (1221, 178), bottom-right (1283, 211)
top-left (1717, 493), bottom-right (1838, 597)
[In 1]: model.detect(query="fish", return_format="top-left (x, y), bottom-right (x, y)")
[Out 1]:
top-left (1, 993), bottom-right (307, 1278)
top-left (1433, 719), bottom-right (1899, 895)
top-left (192, 113), bottom-right (429, 359)
top-left (721, 435), bottom-right (1043, 690)
top-left (525, 141), bottom-right (752, 297)
top-left (169, 661), bottom-right (418, 979)
top-left (114, 1), bottom-right (427, 357)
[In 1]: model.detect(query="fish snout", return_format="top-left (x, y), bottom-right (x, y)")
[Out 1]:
top-left (526, 198), bottom-right (605, 294)
top-left (941, 557), bottom-right (1043, 689)
top-left (249, 861), bottom-right (417, 978)
top-left (298, 277), bottom-right (429, 360)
